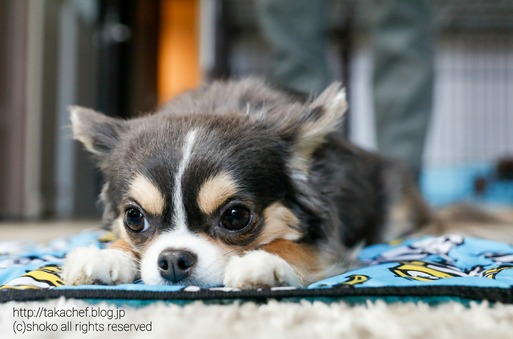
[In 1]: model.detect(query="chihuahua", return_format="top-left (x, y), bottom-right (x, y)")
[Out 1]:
top-left (62, 78), bottom-right (431, 289)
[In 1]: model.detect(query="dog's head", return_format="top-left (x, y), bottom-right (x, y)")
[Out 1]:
top-left (70, 80), bottom-right (347, 287)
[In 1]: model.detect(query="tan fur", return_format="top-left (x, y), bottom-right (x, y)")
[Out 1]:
top-left (261, 239), bottom-right (324, 286)
top-left (109, 238), bottom-right (140, 261)
top-left (109, 238), bottom-right (133, 252)
top-left (256, 202), bottom-right (302, 245)
top-left (111, 216), bottom-right (152, 255)
top-left (110, 219), bottom-right (140, 254)
top-left (129, 174), bottom-right (165, 215)
top-left (197, 172), bottom-right (238, 214)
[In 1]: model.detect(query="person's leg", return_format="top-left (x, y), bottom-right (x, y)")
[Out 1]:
top-left (365, 0), bottom-right (435, 182)
top-left (256, 0), bottom-right (331, 96)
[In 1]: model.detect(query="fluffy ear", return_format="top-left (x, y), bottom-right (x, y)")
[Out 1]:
top-left (288, 83), bottom-right (348, 174)
top-left (300, 82), bottom-right (347, 153)
top-left (69, 106), bottom-right (126, 157)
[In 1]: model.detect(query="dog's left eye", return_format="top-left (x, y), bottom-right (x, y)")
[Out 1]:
top-left (124, 208), bottom-right (149, 232)
top-left (220, 206), bottom-right (251, 231)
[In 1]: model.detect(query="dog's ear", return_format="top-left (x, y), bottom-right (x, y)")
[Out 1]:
top-left (297, 82), bottom-right (347, 157)
top-left (69, 106), bottom-right (126, 158)
top-left (275, 83), bottom-right (347, 175)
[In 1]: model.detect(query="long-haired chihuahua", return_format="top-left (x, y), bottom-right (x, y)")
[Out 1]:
top-left (62, 78), bottom-right (431, 289)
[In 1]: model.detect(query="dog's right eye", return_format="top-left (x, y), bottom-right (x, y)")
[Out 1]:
top-left (220, 206), bottom-right (251, 231)
top-left (124, 208), bottom-right (148, 232)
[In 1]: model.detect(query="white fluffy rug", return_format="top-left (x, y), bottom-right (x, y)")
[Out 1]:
top-left (2, 298), bottom-right (513, 338)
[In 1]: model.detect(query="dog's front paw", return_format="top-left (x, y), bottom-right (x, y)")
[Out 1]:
top-left (223, 251), bottom-right (299, 289)
top-left (62, 247), bottom-right (137, 285)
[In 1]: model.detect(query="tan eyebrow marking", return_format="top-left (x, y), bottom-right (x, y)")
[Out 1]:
top-left (129, 174), bottom-right (165, 215)
top-left (197, 172), bottom-right (238, 214)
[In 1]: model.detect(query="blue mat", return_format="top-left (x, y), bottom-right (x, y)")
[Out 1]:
top-left (2, 230), bottom-right (513, 305)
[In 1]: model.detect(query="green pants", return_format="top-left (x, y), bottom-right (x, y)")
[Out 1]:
top-left (257, 0), bottom-right (434, 181)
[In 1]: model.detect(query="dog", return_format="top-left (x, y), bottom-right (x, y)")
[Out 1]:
top-left (62, 78), bottom-right (431, 289)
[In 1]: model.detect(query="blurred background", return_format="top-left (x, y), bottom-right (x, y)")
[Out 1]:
top-left (1, 0), bottom-right (513, 226)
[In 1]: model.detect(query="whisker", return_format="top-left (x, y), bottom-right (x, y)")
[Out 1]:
top-left (222, 248), bottom-right (240, 257)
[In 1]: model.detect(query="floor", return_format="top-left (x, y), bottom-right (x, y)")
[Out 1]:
top-left (1, 220), bottom-right (99, 242)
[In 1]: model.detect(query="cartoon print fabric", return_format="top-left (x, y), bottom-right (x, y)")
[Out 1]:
top-left (0, 231), bottom-right (113, 290)
top-left (310, 235), bottom-right (513, 288)
top-left (1, 231), bottom-right (513, 291)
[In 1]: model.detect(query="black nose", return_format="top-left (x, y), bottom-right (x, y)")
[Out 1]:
top-left (157, 249), bottom-right (197, 283)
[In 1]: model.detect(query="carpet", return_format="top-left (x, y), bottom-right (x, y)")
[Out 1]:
top-left (1, 298), bottom-right (513, 338)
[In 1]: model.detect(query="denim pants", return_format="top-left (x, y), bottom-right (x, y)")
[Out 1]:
top-left (256, 0), bottom-right (434, 181)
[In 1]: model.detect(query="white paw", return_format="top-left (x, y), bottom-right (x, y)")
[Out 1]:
top-left (223, 251), bottom-right (299, 289)
top-left (62, 247), bottom-right (137, 285)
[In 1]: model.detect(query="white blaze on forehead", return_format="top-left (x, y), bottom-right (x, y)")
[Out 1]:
top-left (173, 129), bottom-right (198, 230)
top-left (129, 174), bottom-right (165, 215)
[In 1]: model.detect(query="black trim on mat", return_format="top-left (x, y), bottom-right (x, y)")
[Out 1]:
top-left (2, 286), bottom-right (513, 304)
